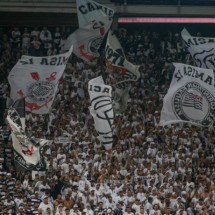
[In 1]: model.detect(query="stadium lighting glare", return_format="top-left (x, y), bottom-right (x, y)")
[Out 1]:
top-left (118, 17), bottom-right (215, 23)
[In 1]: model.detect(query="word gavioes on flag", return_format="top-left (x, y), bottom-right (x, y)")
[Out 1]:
top-left (7, 99), bottom-right (48, 170)
top-left (88, 76), bottom-right (114, 150)
top-left (65, 0), bottom-right (114, 62)
top-left (160, 63), bottom-right (215, 127)
top-left (8, 47), bottom-right (73, 114)
top-left (181, 28), bottom-right (215, 69)
top-left (105, 31), bottom-right (140, 112)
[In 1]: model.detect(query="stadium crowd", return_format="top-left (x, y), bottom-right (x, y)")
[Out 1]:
top-left (0, 26), bottom-right (215, 215)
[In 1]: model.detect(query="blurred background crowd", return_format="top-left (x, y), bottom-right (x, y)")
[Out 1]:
top-left (0, 26), bottom-right (215, 215)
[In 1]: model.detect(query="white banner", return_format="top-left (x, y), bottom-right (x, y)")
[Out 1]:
top-left (88, 76), bottom-right (113, 150)
top-left (76, 0), bottom-right (114, 30)
top-left (181, 28), bottom-right (215, 69)
top-left (65, 28), bottom-right (103, 62)
top-left (65, 0), bottom-right (114, 62)
top-left (105, 31), bottom-right (140, 84)
top-left (160, 63), bottom-right (215, 127)
top-left (105, 31), bottom-right (140, 113)
top-left (8, 47), bottom-right (73, 114)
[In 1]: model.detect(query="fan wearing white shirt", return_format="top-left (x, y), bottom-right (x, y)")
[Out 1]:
top-left (124, 205), bottom-right (135, 215)
top-left (38, 196), bottom-right (54, 215)
top-left (83, 204), bottom-right (94, 215)
top-left (57, 149), bottom-right (66, 165)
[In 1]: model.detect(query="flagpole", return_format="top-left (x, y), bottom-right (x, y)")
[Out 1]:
top-left (100, 58), bottom-right (107, 85)
top-left (23, 97), bottom-right (26, 132)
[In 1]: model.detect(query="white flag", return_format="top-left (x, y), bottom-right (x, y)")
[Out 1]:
top-left (105, 31), bottom-right (140, 113)
top-left (88, 76), bottom-right (113, 150)
top-left (76, 0), bottom-right (114, 30)
top-left (160, 63), bottom-right (215, 127)
top-left (65, 0), bottom-right (114, 62)
top-left (105, 31), bottom-right (140, 84)
top-left (8, 47), bottom-right (73, 114)
top-left (181, 28), bottom-right (215, 69)
top-left (65, 28), bottom-right (103, 62)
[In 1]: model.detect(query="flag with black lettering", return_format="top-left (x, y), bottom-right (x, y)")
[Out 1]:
top-left (181, 28), bottom-right (215, 69)
top-left (76, 0), bottom-right (114, 30)
top-left (65, 0), bottom-right (114, 62)
top-left (8, 47), bottom-right (73, 114)
top-left (88, 76), bottom-right (113, 150)
top-left (105, 31), bottom-right (140, 113)
top-left (7, 98), bottom-right (48, 170)
top-left (105, 31), bottom-right (140, 83)
top-left (160, 63), bottom-right (215, 127)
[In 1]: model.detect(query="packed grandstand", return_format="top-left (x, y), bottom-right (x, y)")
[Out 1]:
top-left (0, 1), bottom-right (215, 215)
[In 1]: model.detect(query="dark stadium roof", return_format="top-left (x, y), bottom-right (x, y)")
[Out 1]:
top-left (111, 0), bottom-right (215, 6)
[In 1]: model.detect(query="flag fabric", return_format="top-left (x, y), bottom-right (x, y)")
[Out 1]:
top-left (65, 0), bottom-right (114, 62)
top-left (105, 31), bottom-right (140, 113)
top-left (88, 76), bottom-right (113, 150)
top-left (181, 28), bottom-right (215, 69)
top-left (7, 98), bottom-right (48, 170)
top-left (159, 63), bottom-right (215, 127)
top-left (76, 0), bottom-right (114, 30)
top-left (105, 31), bottom-right (140, 83)
top-left (65, 28), bottom-right (103, 62)
top-left (8, 47), bottom-right (73, 114)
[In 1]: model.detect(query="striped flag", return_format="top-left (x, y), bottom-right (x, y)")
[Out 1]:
top-left (182, 91), bottom-right (203, 111)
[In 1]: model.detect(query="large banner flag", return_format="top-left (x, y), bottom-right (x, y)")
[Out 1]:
top-left (8, 47), bottom-right (73, 114)
top-left (7, 99), bottom-right (48, 170)
top-left (105, 31), bottom-right (140, 113)
top-left (88, 76), bottom-right (114, 150)
top-left (160, 63), bottom-right (215, 127)
top-left (65, 28), bottom-right (103, 62)
top-left (76, 0), bottom-right (114, 30)
top-left (65, 0), bottom-right (114, 62)
top-left (181, 28), bottom-right (215, 69)
top-left (105, 31), bottom-right (140, 84)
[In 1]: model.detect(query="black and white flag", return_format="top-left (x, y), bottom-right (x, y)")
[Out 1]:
top-left (88, 76), bottom-right (113, 150)
top-left (160, 63), bottom-right (215, 127)
top-left (105, 31), bottom-right (140, 84)
top-left (181, 28), bottom-right (215, 69)
top-left (7, 98), bottom-right (48, 170)
top-left (65, 0), bottom-right (114, 62)
top-left (105, 31), bottom-right (140, 113)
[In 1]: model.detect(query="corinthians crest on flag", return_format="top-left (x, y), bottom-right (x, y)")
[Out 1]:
top-left (181, 28), bottom-right (215, 69)
top-left (65, 0), bottom-right (114, 62)
top-left (8, 47), bottom-right (73, 114)
top-left (159, 63), bottom-right (215, 127)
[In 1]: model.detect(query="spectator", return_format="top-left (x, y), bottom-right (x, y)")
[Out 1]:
top-left (0, 25), bottom-right (214, 215)
top-left (38, 195), bottom-right (54, 214)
